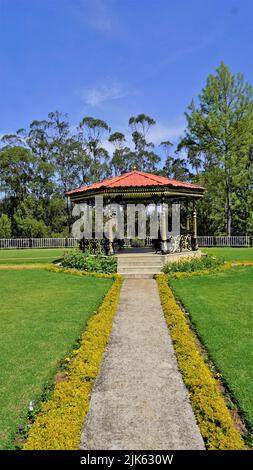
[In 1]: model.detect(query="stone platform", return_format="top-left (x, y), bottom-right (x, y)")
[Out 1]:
top-left (116, 249), bottom-right (203, 278)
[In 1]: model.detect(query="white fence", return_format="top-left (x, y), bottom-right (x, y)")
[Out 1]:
top-left (197, 236), bottom-right (251, 247)
top-left (0, 236), bottom-right (252, 249)
top-left (0, 238), bottom-right (79, 249)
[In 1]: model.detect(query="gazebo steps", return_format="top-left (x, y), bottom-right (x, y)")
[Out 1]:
top-left (121, 273), bottom-right (156, 279)
top-left (117, 255), bottom-right (163, 262)
top-left (117, 253), bottom-right (163, 277)
top-left (118, 259), bottom-right (163, 267)
top-left (118, 267), bottom-right (162, 274)
top-left (116, 250), bottom-right (203, 278)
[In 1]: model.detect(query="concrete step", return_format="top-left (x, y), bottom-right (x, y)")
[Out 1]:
top-left (118, 265), bottom-right (162, 271)
top-left (118, 267), bottom-right (162, 274)
top-left (121, 273), bottom-right (155, 279)
top-left (117, 254), bottom-right (163, 275)
top-left (117, 255), bottom-right (162, 259)
top-left (118, 260), bottom-right (163, 267)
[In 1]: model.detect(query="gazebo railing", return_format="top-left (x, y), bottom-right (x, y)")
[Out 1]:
top-left (0, 235), bottom-right (252, 250)
top-left (197, 236), bottom-right (251, 247)
top-left (0, 238), bottom-right (79, 249)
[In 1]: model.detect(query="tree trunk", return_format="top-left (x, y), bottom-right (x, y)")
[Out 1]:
top-left (224, 145), bottom-right (232, 237)
top-left (226, 184), bottom-right (232, 237)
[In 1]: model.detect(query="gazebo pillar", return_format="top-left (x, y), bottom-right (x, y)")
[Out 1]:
top-left (161, 201), bottom-right (168, 254)
top-left (192, 199), bottom-right (198, 251)
top-left (105, 200), bottom-right (114, 255)
top-left (108, 209), bottom-right (114, 255)
top-left (186, 200), bottom-right (190, 232)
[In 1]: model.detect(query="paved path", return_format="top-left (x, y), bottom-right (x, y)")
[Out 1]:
top-left (80, 279), bottom-right (204, 450)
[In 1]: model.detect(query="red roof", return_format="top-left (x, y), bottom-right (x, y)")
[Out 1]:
top-left (67, 170), bottom-right (206, 196)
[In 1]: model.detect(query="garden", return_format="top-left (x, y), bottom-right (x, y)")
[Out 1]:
top-left (0, 246), bottom-right (252, 450)
top-left (158, 247), bottom-right (253, 448)
top-left (170, 265), bottom-right (253, 430)
top-left (0, 266), bottom-right (115, 449)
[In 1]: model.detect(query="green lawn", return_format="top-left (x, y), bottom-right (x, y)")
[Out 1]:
top-left (201, 247), bottom-right (253, 262)
top-left (0, 269), bottom-right (112, 449)
top-left (0, 248), bottom-right (73, 264)
top-left (170, 266), bottom-right (253, 428)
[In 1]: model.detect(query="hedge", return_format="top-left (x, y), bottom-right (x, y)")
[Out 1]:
top-left (23, 271), bottom-right (123, 450)
top-left (156, 273), bottom-right (245, 450)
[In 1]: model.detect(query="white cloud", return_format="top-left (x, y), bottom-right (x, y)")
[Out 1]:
top-left (148, 122), bottom-right (185, 144)
top-left (83, 83), bottom-right (128, 107)
top-left (78, 0), bottom-right (117, 34)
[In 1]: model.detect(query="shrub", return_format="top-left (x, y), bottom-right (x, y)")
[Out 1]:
top-left (62, 249), bottom-right (117, 274)
top-left (156, 273), bottom-right (245, 450)
top-left (162, 254), bottom-right (224, 274)
top-left (130, 238), bottom-right (146, 248)
top-left (0, 214), bottom-right (12, 238)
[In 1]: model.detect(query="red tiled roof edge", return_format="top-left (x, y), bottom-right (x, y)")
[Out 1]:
top-left (66, 170), bottom-right (207, 195)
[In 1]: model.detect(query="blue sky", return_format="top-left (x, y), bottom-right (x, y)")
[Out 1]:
top-left (1, 0), bottom-right (253, 150)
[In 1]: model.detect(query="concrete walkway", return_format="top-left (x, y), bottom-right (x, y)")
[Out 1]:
top-left (80, 279), bottom-right (204, 450)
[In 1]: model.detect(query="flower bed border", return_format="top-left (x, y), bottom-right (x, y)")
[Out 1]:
top-left (23, 268), bottom-right (123, 450)
top-left (166, 261), bottom-right (253, 280)
top-left (48, 265), bottom-right (120, 279)
top-left (156, 272), bottom-right (246, 450)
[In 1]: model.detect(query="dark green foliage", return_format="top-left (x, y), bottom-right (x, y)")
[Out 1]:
top-left (128, 114), bottom-right (161, 171)
top-left (62, 249), bottom-right (117, 273)
top-left (160, 141), bottom-right (193, 181)
top-left (162, 254), bottom-right (224, 273)
top-left (178, 62), bottom-right (253, 236)
top-left (0, 112), bottom-right (163, 237)
top-left (0, 214), bottom-right (12, 238)
top-left (130, 238), bottom-right (146, 247)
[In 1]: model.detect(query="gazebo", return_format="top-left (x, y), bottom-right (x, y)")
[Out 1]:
top-left (67, 170), bottom-right (206, 255)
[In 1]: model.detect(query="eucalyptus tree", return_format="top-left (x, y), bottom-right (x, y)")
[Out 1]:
top-left (78, 117), bottom-right (111, 182)
top-left (0, 146), bottom-right (35, 218)
top-left (26, 119), bottom-right (56, 201)
top-left (159, 140), bottom-right (192, 182)
top-left (108, 131), bottom-right (133, 175)
top-left (48, 111), bottom-right (80, 194)
top-left (128, 114), bottom-right (160, 171)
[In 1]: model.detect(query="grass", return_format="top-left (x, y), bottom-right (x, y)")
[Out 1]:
top-left (201, 247), bottom-right (253, 262)
top-left (0, 268), bottom-right (112, 449)
top-left (170, 265), bottom-right (253, 429)
top-left (0, 248), bottom-right (73, 264)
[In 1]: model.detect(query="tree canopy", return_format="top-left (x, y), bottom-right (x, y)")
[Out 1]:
top-left (178, 62), bottom-right (253, 236)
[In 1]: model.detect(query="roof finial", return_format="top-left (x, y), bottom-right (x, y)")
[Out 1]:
top-left (132, 164), bottom-right (137, 171)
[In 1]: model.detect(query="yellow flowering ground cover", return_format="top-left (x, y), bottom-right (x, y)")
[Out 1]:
top-left (156, 273), bottom-right (245, 450)
top-left (168, 261), bottom-right (253, 280)
top-left (24, 269), bottom-right (123, 450)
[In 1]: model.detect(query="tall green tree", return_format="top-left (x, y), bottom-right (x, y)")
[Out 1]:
top-left (178, 62), bottom-right (253, 235)
top-left (48, 111), bottom-right (79, 193)
top-left (128, 114), bottom-right (160, 171)
top-left (77, 117), bottom-right (110, 183)
top-left (27, 119), bottom-right (55, 199)
top-left (0, 146), bottom-right (35, 206)
top-left (0, 214), bottom-right (12, 238)
top-left (109, 132), bottom-right (132, 175)
top-left (160, 141), bottom-right (193, 181)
